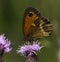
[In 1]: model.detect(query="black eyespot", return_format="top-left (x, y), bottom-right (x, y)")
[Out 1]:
top-left (28, 13), bottom-right (33, 17)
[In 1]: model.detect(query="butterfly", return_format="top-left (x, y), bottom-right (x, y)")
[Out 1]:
top-left (23, 7), bottom-right (52, 41)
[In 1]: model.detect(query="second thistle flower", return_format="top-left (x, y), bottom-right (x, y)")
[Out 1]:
top-left (17, 41), bottom-right (43, 56)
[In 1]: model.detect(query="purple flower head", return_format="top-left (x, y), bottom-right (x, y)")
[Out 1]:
top-left (0, 34), bottom-right (12, 53)
top-left (17, 41), bottom-right (43, 56)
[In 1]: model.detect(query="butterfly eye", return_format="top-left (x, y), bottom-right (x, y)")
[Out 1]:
top-left (28, 12), bottom-right (33, 17)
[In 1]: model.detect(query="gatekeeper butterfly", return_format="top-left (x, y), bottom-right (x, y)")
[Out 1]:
top-left (23, 7), bottom-right (52, 41)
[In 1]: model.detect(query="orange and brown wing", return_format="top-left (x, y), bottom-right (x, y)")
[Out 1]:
top-left (23, 7), bottom-right (41, 37)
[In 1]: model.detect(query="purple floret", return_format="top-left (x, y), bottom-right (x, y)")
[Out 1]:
top-left (0, 34), bottom-right (12, 53)
top-left (17, 41), bottom-right (43, 56)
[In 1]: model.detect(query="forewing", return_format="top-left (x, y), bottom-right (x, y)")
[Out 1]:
top-left (23, 7), bottom-right (41, 37)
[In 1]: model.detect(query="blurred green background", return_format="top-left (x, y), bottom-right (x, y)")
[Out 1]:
top-left (0, 0), bottom-right (60, 62)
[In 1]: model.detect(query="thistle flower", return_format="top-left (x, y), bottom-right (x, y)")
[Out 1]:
top-left (17, 41), bottom-right (43, 56)
top-left (0, 34), bottom-right (12, 53)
